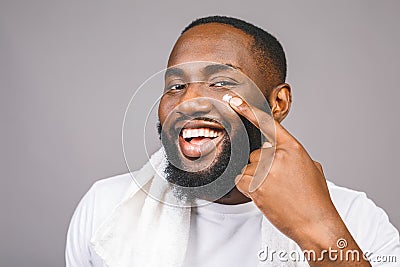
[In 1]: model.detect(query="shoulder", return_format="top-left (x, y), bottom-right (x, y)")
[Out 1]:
top-left (326, 180), bottom-right (371, 216)
top-left (84, 173), bottom-right (137, 228)
top-left (326, 181), bottom-right (400, 259)
top-left (66, 172), bottom-right (137, 266)
top-left (68, 172), bottom-right (138, 237)
top-left (90, 172), bottom-right (135, 200)
top-left (326, 180), bottom-right (386, 225)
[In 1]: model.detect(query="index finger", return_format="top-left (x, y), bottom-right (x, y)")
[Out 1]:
top-left (229, 96), bottom-right (276, 144)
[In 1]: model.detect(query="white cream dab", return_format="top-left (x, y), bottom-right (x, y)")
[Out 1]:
top-left (222, 93), bottom-right (232, 103)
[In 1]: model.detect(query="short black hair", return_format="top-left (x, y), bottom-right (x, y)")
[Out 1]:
top-left (182, 16), bottom-right (287, 91)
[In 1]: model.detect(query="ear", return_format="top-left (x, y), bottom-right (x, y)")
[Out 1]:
top-left (267, 83), bottom-right (292, 122)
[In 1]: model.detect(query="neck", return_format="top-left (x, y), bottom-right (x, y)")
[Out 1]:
top-left (214, 187), bottom-right (252, 205)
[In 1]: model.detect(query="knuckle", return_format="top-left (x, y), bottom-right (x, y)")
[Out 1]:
top-left (243, 165), bottom-right (255, 176)
top-left (290, 140), bottom-right (303, 151)
top-left (238, 103), bottom-right (249, 113)
top-left (241, 165), bottom-right (247, 173)
top-left (249, 149), bottom-right (261, 161)
top-left (274, 150), bottom-right (286, 161)
top-left (236, 173), bottom-right (247, 182)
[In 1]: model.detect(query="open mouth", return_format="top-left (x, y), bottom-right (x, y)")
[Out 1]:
top-left (177, 120), bottom-right (225, 159)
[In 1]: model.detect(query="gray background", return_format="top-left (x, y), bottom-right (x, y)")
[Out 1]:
top-left (1, 0), bottom-right (399, 266)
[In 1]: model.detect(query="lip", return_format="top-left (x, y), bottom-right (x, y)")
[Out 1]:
top-left (175, 119), bottom-right (225, 159)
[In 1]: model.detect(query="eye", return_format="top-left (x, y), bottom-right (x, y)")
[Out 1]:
top-left (209, 81), bottom-right (236, 88)
top-left (166, 83), bottom-right (187, 91)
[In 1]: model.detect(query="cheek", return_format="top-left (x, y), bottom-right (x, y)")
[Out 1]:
top-left (158, 96), bottom-right (176, 124)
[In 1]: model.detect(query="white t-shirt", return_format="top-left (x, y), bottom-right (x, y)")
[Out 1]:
top-left (66, 173), bottom-right (400, 266)
top-left (184, 201), bottom-right (263, 267)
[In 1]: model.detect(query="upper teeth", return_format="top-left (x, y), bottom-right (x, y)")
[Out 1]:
top-left (182, 128), bottom-right (220, 138)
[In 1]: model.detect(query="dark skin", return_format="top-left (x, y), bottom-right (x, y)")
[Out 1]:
top-left (158, 23), bottom-right (371, 266)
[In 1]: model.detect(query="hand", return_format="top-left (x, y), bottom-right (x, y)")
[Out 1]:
top-left (229, 96), bottom-right (371, 266)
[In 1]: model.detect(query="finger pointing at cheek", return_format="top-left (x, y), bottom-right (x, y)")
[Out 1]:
top-left (228, 96), bottom-right (276, 145)
top-left (229, 96), bottom-right (276, 191)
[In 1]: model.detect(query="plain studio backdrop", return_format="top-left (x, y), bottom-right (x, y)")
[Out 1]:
top-left (1, 0), bottom-right (399, 266)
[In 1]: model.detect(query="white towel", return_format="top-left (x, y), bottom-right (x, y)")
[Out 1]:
top-left (91, 148), bottom-right (304, 267)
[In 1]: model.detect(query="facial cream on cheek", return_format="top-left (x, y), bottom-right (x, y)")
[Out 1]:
top-left (222, 93), bottom-right (232, 103)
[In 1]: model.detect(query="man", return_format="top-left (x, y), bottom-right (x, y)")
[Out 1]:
top-left (66, 16), bottom-right (400, 266)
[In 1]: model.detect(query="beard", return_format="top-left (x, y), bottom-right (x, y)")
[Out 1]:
top-left (157, 115), bottom-right (262, 202)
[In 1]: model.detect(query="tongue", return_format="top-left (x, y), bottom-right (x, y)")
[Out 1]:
top-left (189, 137), bottom-right (212, 145)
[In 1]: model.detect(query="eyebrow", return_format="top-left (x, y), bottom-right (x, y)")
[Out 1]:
top-left (164, 63), bottom-right (241, 79)
top-left (165, 67), bottom-right (185, 79)
top-left (203, 63), bottom-right (239, 76)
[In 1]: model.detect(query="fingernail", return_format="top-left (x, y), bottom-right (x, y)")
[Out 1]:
top-left (262, 142), bottom-right (273, 148)
top-left (230, 97), bottom-right (243, 107)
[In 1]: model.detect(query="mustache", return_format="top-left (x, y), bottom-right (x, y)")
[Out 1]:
top-left (157, 116), bottom-right (226, 136)
top-left (173, 116), bottom-right (224, 128)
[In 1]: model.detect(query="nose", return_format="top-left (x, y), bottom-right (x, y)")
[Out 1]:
top-left (176, 82), bottom-right (213, 116)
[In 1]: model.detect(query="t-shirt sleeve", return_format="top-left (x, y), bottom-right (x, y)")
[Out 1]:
top-left (65, 183), bottom-right (96, 267)
top-left (342, 192), bottom-right (400, 266)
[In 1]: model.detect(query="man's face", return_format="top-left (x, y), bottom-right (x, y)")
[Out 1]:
top-left (158, 23), bottom-right (267, 199)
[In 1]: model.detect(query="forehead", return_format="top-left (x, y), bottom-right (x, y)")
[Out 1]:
top-left (168, 23), bottom-right (256, 70)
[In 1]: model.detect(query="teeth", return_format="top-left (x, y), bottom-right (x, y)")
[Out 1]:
top-left (210, 130), bottom-right (214, 137)
top-left (204, 128), bottom-right (210, 137)
top-left (182, 128), bottom-right (221, 139)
